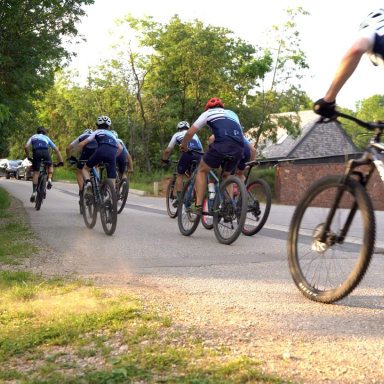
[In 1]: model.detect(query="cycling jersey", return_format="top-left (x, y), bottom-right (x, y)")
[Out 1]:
top-left (192, 108), bottom-right (243, 145)
top-left (86, 129), bottom-right (118, 147)
top-left (359, 25), bottom-right (384, 66)
top-left (117, 138), bottom-right (128, 153)
top-left (168, 130), bottom-right (202, 151)
top-left (70, 133), bottom-right (98, 150)
top-left (26, 134), bottom-right (56, 151)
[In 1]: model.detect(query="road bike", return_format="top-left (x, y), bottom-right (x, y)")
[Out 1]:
top-left (241, 160), bottom-right (272, 236)
top-left (178, 152), bottom-right (247, 245)
top-left (287, 111), bottom-right (380, 303)
top-left (163, 159), bottom-right (199, 219)
top-left (80, 161), bottom-right (118, 236)
top-left (34, 160), bottom-right (59, 211)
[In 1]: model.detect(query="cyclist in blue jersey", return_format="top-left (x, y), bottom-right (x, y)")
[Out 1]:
top-left (72, 116), bottom-right (123, 196)
top-left (161, 121), bottom-right (203, 206)
top-left (180, 98), bottom-right (244, 215)
top-left (25, 126), bottom-right (64, 203)
top-left (314, 9), bottom-right (384, 117)
top-left (66, 129), bottom-right (98, 201)
top-left (111, 130), bottom-right (134, 179)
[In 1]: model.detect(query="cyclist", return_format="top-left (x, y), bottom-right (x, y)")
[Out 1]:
top-left (25, 126), bottom-right (64, 203)
top-left (180, 98), bottom-right (244, 215)
top-left (111, 130), bottom-right (134, 179)
top-left (66, 129), bottom-right (98, 204)
top-left (314, 8), bottom-right (384, 118)
top-left (208, 134), bottom-right (256, 182)
top-left (161, 121), bottom-right (203, 206)
top-left (72, 116), bottom-right (123, 195)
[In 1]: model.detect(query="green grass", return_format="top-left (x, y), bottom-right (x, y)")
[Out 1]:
top-left (0, 187), bottom-right (289, 383)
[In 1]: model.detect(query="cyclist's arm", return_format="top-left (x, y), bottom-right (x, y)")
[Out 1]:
top-left (117, 141), bottom-right (123, 157)
top-left (73, 138), bottom-right (89, 157)
top-left (249, 142), bottom-right (256, 162)
top-left (25, 141), bottom-right (31, 159)
top-left (162, 147), bottom-right (172, 160)
top-left (53, 147), bottom-right (64, 163)
top-left (180, 125), bottom-right (199, 152)
top-left (66, 144), bottom-right (74, 159)
top-left (324, 37), bottom-right (371, 102)
top-left (126, 152), bottom-right (134, 173)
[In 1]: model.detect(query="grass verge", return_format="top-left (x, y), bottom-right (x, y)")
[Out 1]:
top-left (0, 188), bottom-right (289, 383)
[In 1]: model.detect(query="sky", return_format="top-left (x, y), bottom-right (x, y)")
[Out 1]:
top-left (66, 0), bottom-right (384, 111)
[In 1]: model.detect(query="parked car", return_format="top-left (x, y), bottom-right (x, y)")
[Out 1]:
top-left (0, 159), bottom-right (22, 179)
top-left (16, 158), bottom-right (34, 180)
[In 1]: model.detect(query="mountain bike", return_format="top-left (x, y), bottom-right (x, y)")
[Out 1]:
top-left (287, 111), bottom-right (379, 303)
top-left (241, 160), bottom-right (272, 236)
top-left (178, 152), bottom-right (247, 245)
top-left (163, 159), bottom-right (199, 218)
top-left (80, 161), bottom-right (118, 236)
top-left (34, 160), bottom-right (60, 211)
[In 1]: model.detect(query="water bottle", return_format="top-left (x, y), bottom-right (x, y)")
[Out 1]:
top-left (208, 181), bottom-right (215, 200)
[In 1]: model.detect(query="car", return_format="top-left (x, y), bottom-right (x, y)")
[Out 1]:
top-left (0, 159), bottom-right (22, 179)
top-left (16, 158), bottom-right (34, 180)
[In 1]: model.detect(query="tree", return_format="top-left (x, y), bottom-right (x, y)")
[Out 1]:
top-left (0, 0), bottom-right (94, 155)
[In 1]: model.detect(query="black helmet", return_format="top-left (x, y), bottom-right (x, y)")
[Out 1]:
top-left (37, 126), bottom-right (47, 135)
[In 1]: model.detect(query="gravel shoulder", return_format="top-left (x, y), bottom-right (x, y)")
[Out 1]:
top-left (8, 196), bottom-right (384, 384)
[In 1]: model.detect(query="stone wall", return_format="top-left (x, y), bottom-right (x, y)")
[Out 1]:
top-left (275, 163), bottom-right (384, 210)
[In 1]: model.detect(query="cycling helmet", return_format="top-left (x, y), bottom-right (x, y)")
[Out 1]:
top-left (111, 130), bottom-right (118, 138)
top-left (205, 97), bottom-right (224, 111)
top-left (176, 121), bottom-right (190, 131)
top-left (359, 8), bottom-right (384, 30)
top-left (37, 126), bottom-right (47, 135)
top-left (96, 115), bottom-right (112, 127)
top-left (83, 129), bottom-right (93, 134)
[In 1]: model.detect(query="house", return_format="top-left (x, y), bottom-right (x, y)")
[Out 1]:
top-left (252, 110), bottom-right (361, 166)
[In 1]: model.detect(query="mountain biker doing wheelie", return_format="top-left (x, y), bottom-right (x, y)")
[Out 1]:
top-left (161, 121), bottom-right (203, 207)
top-left (25, 126), bottom-right (64, 203)
top-left (180, 98), bottom-right (244, 215)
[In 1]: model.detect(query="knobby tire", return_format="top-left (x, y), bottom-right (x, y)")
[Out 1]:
top-left (177, 178), bottom-right (200, 236)
top-left (100, 179), bottom-right (118, 236)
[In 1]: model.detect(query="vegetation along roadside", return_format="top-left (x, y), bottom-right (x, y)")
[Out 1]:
top-left (0, 187), bottom-right (288, 383)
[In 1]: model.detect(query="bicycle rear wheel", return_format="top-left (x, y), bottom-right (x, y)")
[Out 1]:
top-left (288, 175), bottom-right (375, 303)
top-left (177, 178), bottom-right (200, 236)
top-left (201, 197), bottom-right (213, 230)
top-left (242, 179), bottom-right (272, 236)
top-left (35, 175), bottom-right (46, 211)
top-left (117, 178), bottom-right (129, 214)
top-left (166, 177), bottom-right (178, 218)
top-left (82, 187), bottom-right (97, 229)
top-left (213, 176), bottom-right (247, 245)
top-left (100, 179), bottom-right (118, 236)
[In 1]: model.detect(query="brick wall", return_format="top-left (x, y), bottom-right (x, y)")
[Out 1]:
top-left (275, 163), bottom-right (384, 210)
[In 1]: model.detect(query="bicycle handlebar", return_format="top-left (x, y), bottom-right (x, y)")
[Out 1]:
top-left (333, 111), bottom-right (384, 131)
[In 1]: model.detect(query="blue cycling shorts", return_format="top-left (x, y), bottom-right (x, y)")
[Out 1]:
top-left (86, 144), bottom-right (118, 178)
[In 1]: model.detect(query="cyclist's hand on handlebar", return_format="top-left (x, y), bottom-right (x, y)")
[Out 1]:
top-left (57, 161), bottom-right (64, 167)
top-left (68, 156), bottom-right (78, 164)
top-left (313, 98), bottom-right (336, 118)
top-left (160, 158), bottom-right (169, 164)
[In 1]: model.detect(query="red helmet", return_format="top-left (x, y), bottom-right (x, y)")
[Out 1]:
top-left (205, 97), bottom-right (224, 111)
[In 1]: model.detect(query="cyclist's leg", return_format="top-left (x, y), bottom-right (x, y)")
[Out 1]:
top-left (195, 161), bottom-right (211, 206)
top-left (104, 145), bottom-right (118, 185)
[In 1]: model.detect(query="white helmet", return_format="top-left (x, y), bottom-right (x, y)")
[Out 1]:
top-left (359, 9), bottom-right (384, 30)
top-left (176, 121), bottom-right (190, 131)
top-left (83, 129), bottom-right (93, 134)
top-left (111, 130), bottom-right (118, 138)
top-left (96, 115), bottom-right (111, 127)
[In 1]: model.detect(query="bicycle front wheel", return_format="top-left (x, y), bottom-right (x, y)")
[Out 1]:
top-left (117, 178), bottom-right (129, 214)
top-left (82, 188), bottom-right (97, 229)
top-left (177, 178), bottom-right (200, 236)
top-left (243, 179), bottom-right (272, 236)
top-left (100, 179), bottom-right (118, 236)
top-left (35, 175), bottom-right (46, 211)
top-left (213, 176), bottom-right (247, 245)
top-left (166, 177), bottom-right (178, 218)
top-left (288, 175), bottom-right (375, 304)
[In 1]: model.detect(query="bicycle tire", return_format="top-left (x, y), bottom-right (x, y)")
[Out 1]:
top-left (201, 197), bottom-right (213, 230)
top-left (166, 177), bottom-right (178, 218)
top-left (35, 175), bottom-right (46, 211)
top-left (213, 176), bottom-right (247, 245)
top-left (100, 179), bottom-right (118, 236)
top-left (177, 178), bottom-right (200, 236)
top-left (242, 179), bottom-right (272, 236)
top-left (117, 178), bottom-right (129, 214)
top-left (82, 187), bottom-right (97, 229)
top-left (287, 175), bottom-right (375, 304)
